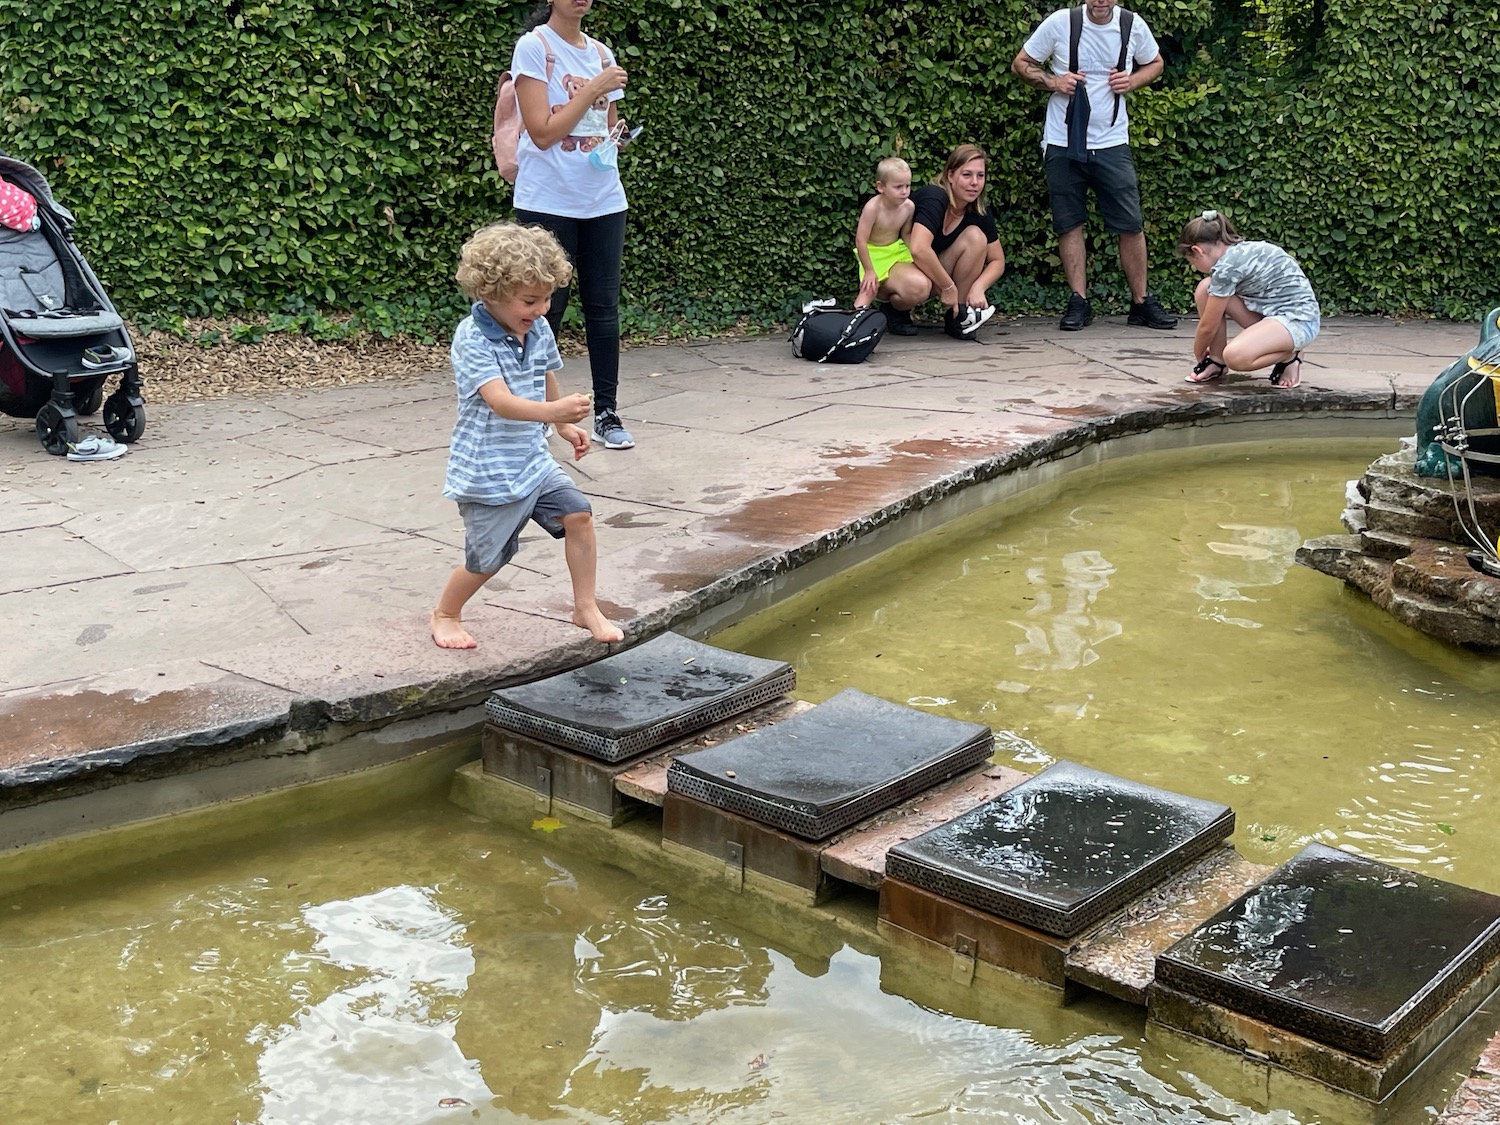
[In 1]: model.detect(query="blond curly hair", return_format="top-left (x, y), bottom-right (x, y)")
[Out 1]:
top-left (455, 222), bottom-right (573, 303)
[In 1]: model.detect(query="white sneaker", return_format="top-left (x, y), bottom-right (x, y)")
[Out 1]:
top-left (957, 305), bottom-right (996, 335)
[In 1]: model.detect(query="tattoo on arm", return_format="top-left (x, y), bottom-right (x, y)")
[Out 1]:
top-left (1013, 55), bottom-right (1053, 92)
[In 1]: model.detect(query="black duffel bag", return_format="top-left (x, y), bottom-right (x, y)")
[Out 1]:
top-left (789, 303), bottom-right (887, 363)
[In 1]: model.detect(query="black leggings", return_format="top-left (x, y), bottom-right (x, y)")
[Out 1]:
top-left (514, 208), bottom-right (627, 415)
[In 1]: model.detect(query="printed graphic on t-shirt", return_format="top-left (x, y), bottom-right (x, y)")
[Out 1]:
top-left (554, 75), bottom-right (610, 152)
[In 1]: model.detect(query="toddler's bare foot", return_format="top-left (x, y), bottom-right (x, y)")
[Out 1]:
top-left (430, 611), bottom-right (478, 649)
top-left (573, 606), bottom-right (624, 644)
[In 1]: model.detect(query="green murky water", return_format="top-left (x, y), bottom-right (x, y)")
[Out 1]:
top-left (1, 755), bottom-right (1315, 1124)
top-left (715, 439), bottom-right (1500, 893)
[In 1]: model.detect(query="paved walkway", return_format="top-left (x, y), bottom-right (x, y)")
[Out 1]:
top-left (0, 313), bottom-right (1471, 796)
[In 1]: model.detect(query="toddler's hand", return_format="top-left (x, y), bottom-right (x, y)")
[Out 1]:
top-left (856, 273), bottom-right (878, 308)
top-left (551, 392), bottom-right (593, 424)
top-left (556, 423), bottom-right (591, 461)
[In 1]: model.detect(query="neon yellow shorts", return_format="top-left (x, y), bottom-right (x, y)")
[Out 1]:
top-left (858, 239), bottom-right (915, 284)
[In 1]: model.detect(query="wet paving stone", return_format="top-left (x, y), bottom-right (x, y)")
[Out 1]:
top-left (667, 688), bottom-right (994, 840)
top-left (485, 632), bottom-right (794, 763)
top-left (884, 760), bottom-right (1235, 937)
top-left (1156, 842), bottom-right (1500, 1059)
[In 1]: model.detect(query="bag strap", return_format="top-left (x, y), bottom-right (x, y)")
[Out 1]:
top-left (536, 25), bottom-right (609, 70)
top-left (812, 308), bottom-right (879, 363)
top-left (1112, 9), bottom-right (1133, 125)
top-left (1069, 6), bottom-right (1134, 126)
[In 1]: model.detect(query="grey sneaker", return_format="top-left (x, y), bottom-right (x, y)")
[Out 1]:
top-left (66, 435), bottom-right (127, 462)
top-left (592, 409), bottom-right (635, 450)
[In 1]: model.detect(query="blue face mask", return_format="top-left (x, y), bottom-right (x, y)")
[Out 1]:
top-left (588, 138), bottom-right (618, 171)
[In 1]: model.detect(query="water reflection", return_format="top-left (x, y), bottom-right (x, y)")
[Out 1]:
top-left (1009, 547), bottom-right (1122, 672)
top-left (255, 885), bottom-right (490, 1122)
top-left (557, 943), bottom-right (1304, 1123)
top-left (574, 894), bottom-right (772, 1019)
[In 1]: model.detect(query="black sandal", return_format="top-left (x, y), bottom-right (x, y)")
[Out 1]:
top-left (1186, 356), bottom-right (1227, 384)
top-left (1269, 352), bottom-right (1303, 388)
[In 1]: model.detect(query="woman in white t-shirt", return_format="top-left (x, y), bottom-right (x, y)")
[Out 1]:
top-left (512, 0), bottom-right (635, 449)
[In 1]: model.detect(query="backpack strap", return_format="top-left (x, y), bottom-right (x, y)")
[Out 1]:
top-left (1070, 5), bottom-right (1135, 126)
top-left (1112, 8), bottom-right (1134, 125)
top-left (536, 25), bottom-right (611, 71)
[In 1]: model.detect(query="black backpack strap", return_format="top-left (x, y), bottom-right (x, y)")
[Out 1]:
top-left (1068, 4), bottom-right (1082, 73)
top-left (1111, 8), bottom-right (1134, 124)
top-left (816, 309), bottom-right (867, 362)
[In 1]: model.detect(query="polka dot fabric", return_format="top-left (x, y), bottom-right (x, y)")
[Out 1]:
top-left (0, 177), bottom-right (38, 232)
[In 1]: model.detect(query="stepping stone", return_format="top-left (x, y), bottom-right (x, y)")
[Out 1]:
top-left (666, 688), bottom-right (994, 841)
top-left (484, 632), bottom-right (795, 764)
top-left (884, 760), bottom-right (1235, 938)
top-left (1155, 842), bottom-right (1500, 1061)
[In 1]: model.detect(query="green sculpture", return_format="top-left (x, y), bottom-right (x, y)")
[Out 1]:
top-left (1414, 306), bottom-right (1500, 477)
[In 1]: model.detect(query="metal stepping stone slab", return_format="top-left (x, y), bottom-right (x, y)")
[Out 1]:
top-left (1156, 842), bottom-right (1500, 1059)
top-left (667, 688), bottom-right (994, 841)
top-left (485, 633), bottom-right (795, 764)
top-left (885, 761), bottom-right (1234, 938)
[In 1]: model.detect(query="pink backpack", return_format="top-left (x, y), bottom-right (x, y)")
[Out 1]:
top-left (491, 31), bottom-right (611, 184)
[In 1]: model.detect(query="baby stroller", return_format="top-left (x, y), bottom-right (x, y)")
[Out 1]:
top-left (0, 151), bottom-right (145, 454)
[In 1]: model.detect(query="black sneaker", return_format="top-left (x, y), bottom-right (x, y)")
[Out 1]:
top-left (1059, 292), bottom-right (1092, 331)
top-left (880, 302), bottom-right (919, 336)
top-left (1127, 293), bottom-right (1178, 329)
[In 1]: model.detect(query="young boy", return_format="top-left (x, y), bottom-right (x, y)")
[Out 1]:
top-left (854, 156), bottom-right (921, 335)
top-left (430, 222), bottom-right (624, 650)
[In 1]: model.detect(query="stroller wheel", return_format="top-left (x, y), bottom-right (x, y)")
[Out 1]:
top-left (35, 401), bottom-right (79, 456)
top-left (103, 392), bottom-right (146, 444)
top-left (73, 378), bottom-right (105, 416)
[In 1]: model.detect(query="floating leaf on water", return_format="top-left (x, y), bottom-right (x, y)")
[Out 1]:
top-left (1226, 774), bottom-right (1251, 785)
top-left (1261, 833), bottom-right (1277, 842)
top-left (532, 816), bottom-right (564, 833)
top-left (1437, 822), bottom-right (1457, 835)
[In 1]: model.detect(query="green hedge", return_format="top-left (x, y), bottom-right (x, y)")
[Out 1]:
top-left (2, 0), bottom-right (1497, 335)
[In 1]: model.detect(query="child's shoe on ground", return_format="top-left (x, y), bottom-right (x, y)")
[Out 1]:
top-left (593, 409), bottom-right (635, 450)
top-left (66, 435), bottom-right (127, 461)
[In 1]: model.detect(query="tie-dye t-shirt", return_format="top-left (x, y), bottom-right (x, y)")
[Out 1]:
top-left (1207, 241), bottom-right (1319, 321)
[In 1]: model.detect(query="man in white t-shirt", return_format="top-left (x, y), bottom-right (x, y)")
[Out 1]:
top-left (1011, 0), bottom-right (1177, 333)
